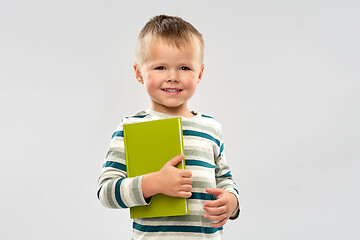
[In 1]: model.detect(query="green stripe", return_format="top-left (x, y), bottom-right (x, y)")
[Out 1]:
top-left (182, 121), bottom-right (218, 136)
top-left (217, 181), bottom-right (235, 190)
top-left (106, 179), bottom-right (118, 208)
top-left (216, 165), bottom-right (230, 176)
top-left (192, 181), bottom-right (216, 189)
top-left (132, 176), bottom-right (143, 205)
top-left (184, 149), bottom-right (213, 160)
top-left (133, 222), bottom-right (222, 234)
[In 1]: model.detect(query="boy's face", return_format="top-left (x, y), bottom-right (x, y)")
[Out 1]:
top-left (134, 37), bottom-right (204, 117)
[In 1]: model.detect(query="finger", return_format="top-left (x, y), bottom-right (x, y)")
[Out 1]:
top-left (180, 177), bottom-right (193, 185)
top-left (204, 198), bottom-right (225, 208)
top-left (203, 205), bottom-right (226, 215)
top-left (179, 185), bottom-right (192, 192)
top-left (204, 212), bottom-right (227, 222)
top-left (209, 217), bottom-right (228, 228)
top-left (178, 191), bottom-right (192, 199)
top-left (181, 170), bottom-right (192, 178)
top-left (167, 155), bottom-right (184, 167)
top-left (206, 188), bottom-right (225, 196)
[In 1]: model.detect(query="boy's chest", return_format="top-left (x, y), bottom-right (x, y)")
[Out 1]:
top-left (182, 130), bottom-right (219, 170)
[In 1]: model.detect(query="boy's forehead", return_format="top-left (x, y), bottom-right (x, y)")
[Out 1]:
top-left (147, 35), bottom-right (201, 50)
top-left (145, 37), bottom-right (202, 61)
top-left (137, 34), bottom-right (204, 66)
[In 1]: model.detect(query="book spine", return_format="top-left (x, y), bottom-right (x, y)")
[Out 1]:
top-left (178, 117), bottom-right (189, 214)
top-left (123, 124), bottom-right (134, 219)
top-left (178, 118), bottom-right (185, 170)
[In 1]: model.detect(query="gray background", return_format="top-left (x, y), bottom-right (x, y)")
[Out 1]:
top-left (1, 0), bottom-right (359, 239)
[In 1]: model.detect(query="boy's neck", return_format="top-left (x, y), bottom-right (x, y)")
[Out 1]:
top-left (150, 105), bottom-right (195, 118)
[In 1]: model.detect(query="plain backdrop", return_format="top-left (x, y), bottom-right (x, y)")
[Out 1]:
top-left (1, 0), bottom-right (359, 239)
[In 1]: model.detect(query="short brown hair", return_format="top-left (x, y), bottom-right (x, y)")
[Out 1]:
top-left (135, 15), bottom-right (204, 65)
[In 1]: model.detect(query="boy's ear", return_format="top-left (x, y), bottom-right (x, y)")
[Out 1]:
top-left (133, 63), bottom-right (144, 84)
top-left (197, 64), bottom-right (205, 83)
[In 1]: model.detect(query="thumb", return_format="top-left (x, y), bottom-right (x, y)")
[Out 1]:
top-left (167, 154), bottom-right (185, 167)
top-left (206, 188), bottom-right (225, 197)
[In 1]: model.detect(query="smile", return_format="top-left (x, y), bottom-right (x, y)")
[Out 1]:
top-left (162, 89), bottom-right (182, 92)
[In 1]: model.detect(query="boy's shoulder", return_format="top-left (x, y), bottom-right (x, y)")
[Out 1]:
top-left (195, 112), bottom-right (221, 125)
top-left (187, 111), bottom-right (224, 136)
top-left (113, 111), bottom-right (151, 131)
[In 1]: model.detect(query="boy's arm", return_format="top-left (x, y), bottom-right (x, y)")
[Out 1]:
top-left (213, 150), bottom-right (240, 218)
top-left (97, 124), bottom-right (150, 209)
top-left (203, 157), bottom-right (240, 227)
top-left (203, 124), bottom-right (240, 225)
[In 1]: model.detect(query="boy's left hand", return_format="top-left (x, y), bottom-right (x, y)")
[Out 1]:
top-left (203, 188), bottom-right (238, 228)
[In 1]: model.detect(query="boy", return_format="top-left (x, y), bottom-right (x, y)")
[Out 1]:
top-left (97, 15), bottom-right (240, 239)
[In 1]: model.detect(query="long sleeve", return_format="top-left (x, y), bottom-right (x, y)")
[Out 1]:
top-left (97, 120), bottom-right (150, 209)
top-left (214, 125), bottom-right (240, 219)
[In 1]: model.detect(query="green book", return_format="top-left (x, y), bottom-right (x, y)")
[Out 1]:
top-left (123, 117), bottom-right (189, 219)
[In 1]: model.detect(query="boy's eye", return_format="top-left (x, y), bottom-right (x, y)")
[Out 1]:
top-left (155, 66), bottom-right (165, 70)
top-left (180, 66), bottom-right (190, 70)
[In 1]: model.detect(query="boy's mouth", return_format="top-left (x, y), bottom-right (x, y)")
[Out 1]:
top-left (162, 88), bottom-right (182, 93)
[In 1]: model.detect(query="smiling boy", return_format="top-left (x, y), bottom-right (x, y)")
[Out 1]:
top-left (97, 15), bottom-right (240, 239)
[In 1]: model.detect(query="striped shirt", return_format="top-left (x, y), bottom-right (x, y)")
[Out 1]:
top-left (97, 109), bottom-right (240, 239)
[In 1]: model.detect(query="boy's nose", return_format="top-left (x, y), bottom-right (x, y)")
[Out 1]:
top-left (166, 78), bottom-right (179, 83)
top-left (166, 71), bottom-right (179, 83)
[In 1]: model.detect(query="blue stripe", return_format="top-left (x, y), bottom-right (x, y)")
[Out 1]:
top-left (111, 131), bottom-right (123, 138)
top-left (125, 114), bottom-right (149, 119)
top-left (218, 171), bottom-right (232, 178)
top-left (219, 143), bottom-right (224, 157)
top-left (133, 114), bottom-right (149, 118)
top-left (190, 192), bottom-right (216, 201)
top-left (115, 178), bottom-right (127, 208)
top-left (201, 114), bottom-right (214, 119)
top-left (185, 159), bottom-right (216, 169)
top-left (234, 188), bottom-right (239, 194)
top-left (97, 187), bottom-right (102, 200)
top-left (133, 222), bottom-right (222, 234)
top-left (183, 130), bottom-right (220, 147)
top-left (103, 161), bottom-right (127, 172)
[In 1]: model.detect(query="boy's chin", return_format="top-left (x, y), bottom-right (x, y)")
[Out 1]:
top-left (152, 102), bottom-right (188, 112)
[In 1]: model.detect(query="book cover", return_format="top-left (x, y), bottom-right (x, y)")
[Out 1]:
top-left (123, 117), bottom-right (189, 219)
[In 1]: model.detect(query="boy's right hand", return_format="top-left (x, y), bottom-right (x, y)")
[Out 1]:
top-left (158, 155), bottom-right (193, 198)
top-left (142, 155), bottom-right (193, 199)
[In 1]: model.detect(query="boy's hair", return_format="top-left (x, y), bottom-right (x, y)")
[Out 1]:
top-left (136, 15), bottom-right (204, 65)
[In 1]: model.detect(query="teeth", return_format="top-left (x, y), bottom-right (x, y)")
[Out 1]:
top-left (164, 89), bottom-right (180, 92)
